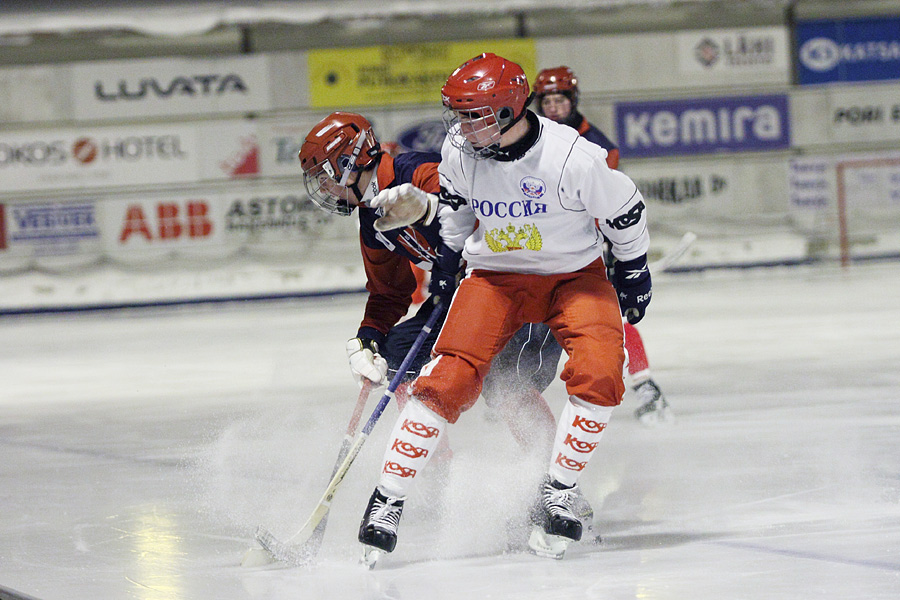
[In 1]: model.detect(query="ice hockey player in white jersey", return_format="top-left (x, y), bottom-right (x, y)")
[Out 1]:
top-left (358, 52), bottom-right (652, 563)
top-left (533, 65), bottom-right (673, 426)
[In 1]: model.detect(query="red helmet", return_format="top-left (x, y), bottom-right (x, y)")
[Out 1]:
top-left (533, 66), bottom-right (580, 112)
top-left (298, 112), bottom-right (381, 215)
top-left (440, 53), bottom-right (532, 158)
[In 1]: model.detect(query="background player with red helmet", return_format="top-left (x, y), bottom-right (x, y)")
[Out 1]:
top-left (358, 53), bottom-right (653, 563)
top-left (534, 65), bottom-right (673, 426)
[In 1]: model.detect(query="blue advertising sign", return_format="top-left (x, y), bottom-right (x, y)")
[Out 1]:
top-left (396, 120), bottom-right (446, 154)
top-left (615, 95), bottom-right (790, 158)
top-left (797, 17), bottom-right (900, 85)
top-left (6, 202), bottom-right (100, 256)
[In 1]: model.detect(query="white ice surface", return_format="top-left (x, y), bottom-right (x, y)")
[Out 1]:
top-left (1, 262), bottom-right (899, 599)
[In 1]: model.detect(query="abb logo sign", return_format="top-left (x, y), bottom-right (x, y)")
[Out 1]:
top-left (119, 201), bottom-right (212, 242)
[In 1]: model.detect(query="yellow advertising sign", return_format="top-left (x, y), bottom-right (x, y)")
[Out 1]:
top-left (308, 39), bottom-right (536, 108)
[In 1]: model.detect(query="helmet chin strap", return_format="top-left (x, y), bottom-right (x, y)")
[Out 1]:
top-left (349, 181), bottom-right (365, 203)
top-left (498, 92), bottom-right (535, 135)
top-left (338, 130), bottom-right (368, 187)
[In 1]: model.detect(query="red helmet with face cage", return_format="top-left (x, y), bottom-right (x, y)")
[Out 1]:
top-left (441, 53), bottom-right (531, 127)
top-left (298, 112), bottom-right (382, 215)
top-left (440, 53), bottom-right (532, 158)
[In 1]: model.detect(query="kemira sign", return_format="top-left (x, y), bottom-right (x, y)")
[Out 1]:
top-left (615, 94), bottom-right (790, 158)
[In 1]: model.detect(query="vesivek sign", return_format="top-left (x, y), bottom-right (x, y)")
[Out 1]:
top-left (615, 95), bottom-right (790, 158)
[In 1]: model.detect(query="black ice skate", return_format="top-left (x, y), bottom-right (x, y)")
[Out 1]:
top-left (571, 486), bottom-right (601, 544)
top-left (633, 379), bottom-right (673, 427)
top-left (358, 487), bottom-right (405, 568)
top-left (528, 477), bottom-right (583, 559)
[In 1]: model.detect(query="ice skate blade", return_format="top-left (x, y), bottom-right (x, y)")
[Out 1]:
top-left (527, 526), bottom-right (570, 560)
top-left (635, 406), bottom-right (675, 428)
top-left (361, 546), bottom-right (383, 570)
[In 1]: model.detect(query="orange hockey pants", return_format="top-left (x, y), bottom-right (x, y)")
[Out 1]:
top-left (411, 256), bottom-right (625, 423)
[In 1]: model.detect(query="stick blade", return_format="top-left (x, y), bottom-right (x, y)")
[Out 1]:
top-left (251, 525), bottom-right (318, 567)
top-left (240, 546), bottom-right (276, 567)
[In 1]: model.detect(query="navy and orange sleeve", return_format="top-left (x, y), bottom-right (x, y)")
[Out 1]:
top-left (579, 118), bottom-right (620, 169)
top-left (410, 162), bottom-right (440, 194)
top-left (358, 236), bottom-right (418, 342)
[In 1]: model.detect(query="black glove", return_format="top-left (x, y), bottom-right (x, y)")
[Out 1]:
top-left (429, 245), bottom-right (463, 306)
top-left (611, 253), bottom-right (652, 324)
top-left (428, 268), bottom-right (457, 306)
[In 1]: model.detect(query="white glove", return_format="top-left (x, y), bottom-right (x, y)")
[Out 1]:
top-left (370, 183), bottom-right (439, 232)
top-left (346, 337), bottom-right (388, 387)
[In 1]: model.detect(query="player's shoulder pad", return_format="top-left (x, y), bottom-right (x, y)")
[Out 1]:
top-left (540, 116), bottom-right (606, 161)
top-left (570, 134), bottom-right (610, 166)
top-left (537, 114), bottom-right (580, 145)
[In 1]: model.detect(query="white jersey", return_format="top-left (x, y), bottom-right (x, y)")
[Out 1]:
top-left (437, 113), bottom-right (649, 275)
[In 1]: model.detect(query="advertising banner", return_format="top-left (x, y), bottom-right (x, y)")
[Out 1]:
top-left (395, 119), bottom-right (446, 153)
top-left (198, 121), bottom-right (260, 181)
top-left (677, 27), bottom-right (789, 75)
top-left (797, 17), bottom-right (900, 85)
top-left (787, 157), bottom-right (831, 213)
top-left (615, 95), bottom-right (791, 158)
top-left (628, 163), bottom-right (735, 210)
top-left (71, 55), bottom-right (271, 120)
top-left (0, 124), bottom-right (200, 192)
top-left (257, 117), bottom-right (327, 178)
top-left (221, 185), bottom-right (335, 246)
top-left (837, 153), bottom-right (900, 215)
top-left (99, 193), bottom-right (230, 261)
top-left (0, 65), bottom-right (67, 124)
top-left (308, 39), bottom-right (536, 108)
top-left (0, 200), bottom-right (102, 257)
top-left (827, 84), bottom-right (900, 143)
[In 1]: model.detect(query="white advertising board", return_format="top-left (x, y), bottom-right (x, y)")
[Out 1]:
top-left (99, 192), bottom-right (234, 262)
top-left (676, 27), bottom-right (789, 75)
top-left (0, 123), bottom-right (200, 192)
top-left (71, 55), bottom-right (271, 120)
top-left (0, 199), bottom-right (102, 257)
top-left (826, 85), bottom-right (900, 144)
top-left (220, 184), bottom-right (332, 246)
top-left (198, 121), bottom-right (261, 181)
top-left (624, 162), bottom-right (737, 219)
top-left (538, 26), bottom-right (789, 95)
top-left (0, 65), bottom-right (69, 124)
top-left (256, 118), bottom-right (324, 179)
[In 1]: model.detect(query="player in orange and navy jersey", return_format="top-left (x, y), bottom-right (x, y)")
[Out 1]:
top-left (298, 111), bottom-right (559, 446)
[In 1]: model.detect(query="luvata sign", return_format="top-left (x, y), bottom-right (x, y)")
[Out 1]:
top-left (615, 95), bottom-right (790, 158)
top-left (71, 56), bottom-right (271, 120)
